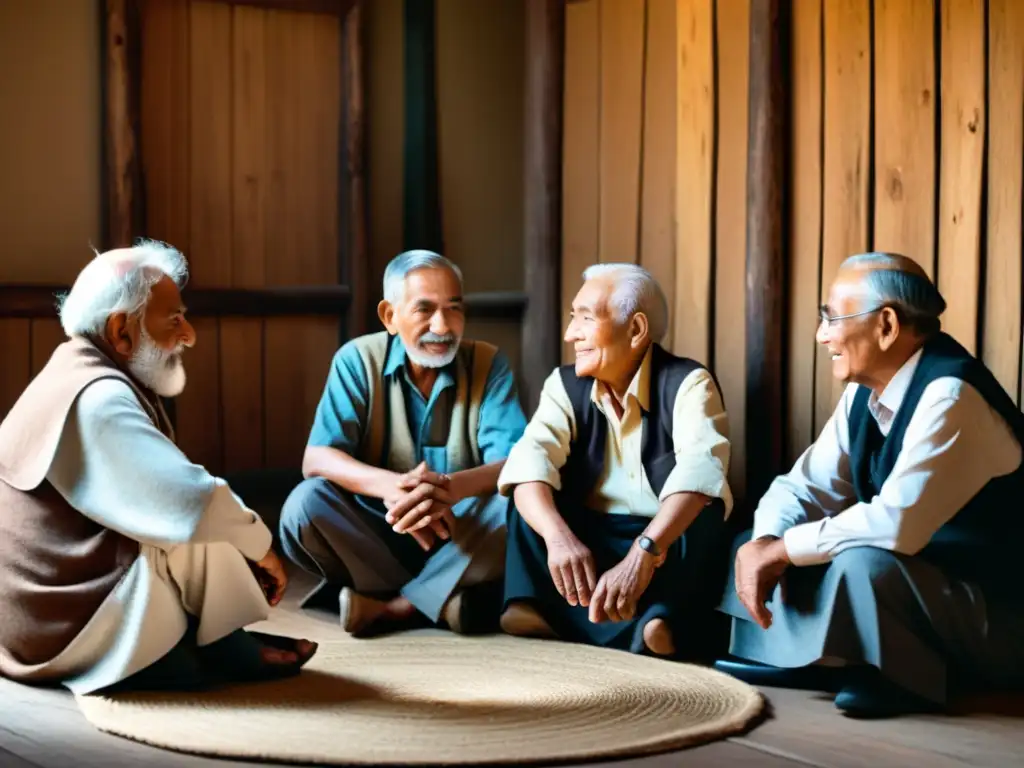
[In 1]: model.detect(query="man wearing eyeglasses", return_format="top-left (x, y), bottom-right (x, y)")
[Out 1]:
top-left (716, 252), bottom-right (1024, 718)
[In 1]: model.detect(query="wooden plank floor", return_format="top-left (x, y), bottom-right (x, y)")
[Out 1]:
top-left (2, 567), bottom-right (1022, 768)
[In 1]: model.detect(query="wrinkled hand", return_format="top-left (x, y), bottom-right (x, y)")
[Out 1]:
top-left (250, 548), bottom-right (289, 606)
top-left (384, 462), bottom-right (457, 550)
top-left (545, 533), bottom-right (598, 607)
top-left (734, 536), bottom-right (790, 629)
top-left (589, 546), bottom-right (657, 623)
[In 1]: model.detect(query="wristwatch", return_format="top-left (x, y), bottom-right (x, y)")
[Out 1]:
top-left (636, 534), bottom-right (662, 557)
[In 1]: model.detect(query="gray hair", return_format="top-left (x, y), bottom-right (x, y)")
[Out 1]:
top-left (382, 249), bottom-right (463, 303)
top-left (581, 263), bottom-right (669, 342)
top-left (57, 239), bottom-right (189, 337)
top-left (840, 251), bottom-right (946, 335)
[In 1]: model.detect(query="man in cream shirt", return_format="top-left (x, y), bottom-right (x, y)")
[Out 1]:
top-left (496, 263), bottom-right (733, 657)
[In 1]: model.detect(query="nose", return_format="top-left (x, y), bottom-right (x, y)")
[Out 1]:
top-left (429, 309), bottom-right (450, 335)
top-left (815, 318), bottom-right (829, 346)
top-left (564, 317), bottom-right (582, 343)
top-left (180, 317), bottom-right (197, 348)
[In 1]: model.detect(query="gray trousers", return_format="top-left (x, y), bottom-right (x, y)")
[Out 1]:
top-left (718, 535), bottom-right (1024, 704)
top-left (279, 477), bottom-right (507, 622)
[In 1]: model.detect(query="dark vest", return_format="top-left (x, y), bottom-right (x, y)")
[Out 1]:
top-left (848, 332), bottom-right (1024, 589)
top-left (557, 343), bottom-right (724, 507)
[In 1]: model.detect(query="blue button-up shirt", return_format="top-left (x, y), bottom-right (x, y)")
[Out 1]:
top-left (308, 335), bottom-right (527, 470)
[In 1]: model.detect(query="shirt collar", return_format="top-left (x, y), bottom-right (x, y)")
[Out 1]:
top-left (591, 345), bottom-right (653, 412)
top-left (872, 347), bottom-right (923, 416)
top-left (382, 335), bottom-right (457, 389)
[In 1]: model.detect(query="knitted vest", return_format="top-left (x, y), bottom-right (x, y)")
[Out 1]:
top-left (349, 331), bottom-right (497, 473)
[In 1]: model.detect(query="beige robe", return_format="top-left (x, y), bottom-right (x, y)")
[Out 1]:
top-left (0, 338), bottom-right (272, 694)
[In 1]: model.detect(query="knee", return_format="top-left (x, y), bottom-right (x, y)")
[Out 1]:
top-left (830, 547), bottom-right (903, 584)
top-left (279, 477), bottom-right (334, 540)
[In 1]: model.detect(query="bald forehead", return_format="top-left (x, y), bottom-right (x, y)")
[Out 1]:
top-left (838, 256), bottom-right (928, 282)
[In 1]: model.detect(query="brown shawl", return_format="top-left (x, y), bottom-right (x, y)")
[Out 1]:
top-left (0, 336), bottom-right (172, 682)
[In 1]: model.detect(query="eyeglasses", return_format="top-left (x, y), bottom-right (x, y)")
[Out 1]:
top-left (818, 306), bottom-right (885, 327)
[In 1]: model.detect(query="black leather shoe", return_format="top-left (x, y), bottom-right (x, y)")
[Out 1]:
top-left (834, 668), bottom-right (943, 718)
top-left (713, 658), bottom-right (844, 691)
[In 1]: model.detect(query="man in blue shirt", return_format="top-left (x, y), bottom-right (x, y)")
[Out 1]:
top-left (280, 250), bottom-right (527, 637)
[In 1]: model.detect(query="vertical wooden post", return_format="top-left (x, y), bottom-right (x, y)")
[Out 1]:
top-left (103, 0), bottom-right (145, 249)
top-left (745, 0), bottom-right (787, 503)
top-left (402, 0), bottom-right (443, 253)
top-left (339, 2), bottom-right (368, 338)
top-left (522, 0), bottom-right (565, 411)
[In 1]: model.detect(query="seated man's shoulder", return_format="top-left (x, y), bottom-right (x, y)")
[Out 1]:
top-left (75, 377), bottom-right (148, 423)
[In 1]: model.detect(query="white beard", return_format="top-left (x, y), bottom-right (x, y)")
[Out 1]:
top-left (128, 326), bottom-right (187, 397)
top-left (405, 332), bottom-right (460, 369)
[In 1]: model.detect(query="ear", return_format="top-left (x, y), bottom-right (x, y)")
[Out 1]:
top-left (629, 312), bottom-right (650, 349)
top-left (377, 300), bottom-right (398, 334)
top-left (877, 306), bottom-right (900, 351)
top-left (105, 312), bottom-right (138, 359)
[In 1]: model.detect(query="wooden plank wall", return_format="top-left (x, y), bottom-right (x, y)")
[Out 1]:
top-left (562, 0), bottom-right (1024, 507)
top-left (562, 0), bottom-right (749, 499)
top-left (141, 0), bottom-right (340, 475)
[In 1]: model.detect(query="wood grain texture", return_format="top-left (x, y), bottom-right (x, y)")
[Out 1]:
top-left (872, 0), bottom-right (936, 274)
top-left (638, 0), bottom-right (676, 349)
top-left (786, 0), bottom-right (822, 463)
top-left (521, 0), bottom-right (564, 412)
top-left (189, 1), bottom-right (234, 288)
top-left (231, 4), bottom-right (268, 289)
top-left (140, 0), bottom-right (191, 253)
top-left (341, 1), bottom-right (368, 337)
top-left (937, 0), bottom-right (986, 354)
top-left (598, 0), bottom-right (646, 263)
top-left (745, 0), bottom-right (786, 503)
top-left (0, 320), bottom-right (31, 421)
top-left (264, 318), bottom-right (338, 468)
top-left (714, 0), bottom-right (750, 502)
top-left (366, 0), bottom-right (404, 331)
top-left (104, 0), bottom-right (144, 249)
top-left (673, 0), bottom-right (714, 362)
top-left (29, 319), bottom-right (66, 375)
top-left (175, 318), bottom-right (223, 473)
top-left (219, 318), bottom-right (264, 473)
top-left (986, 0), bottom-right (1024, 402)
top-left (561, 0), bottom-right (600, 362)
top-left (815, 0), bottom-right (871, 434)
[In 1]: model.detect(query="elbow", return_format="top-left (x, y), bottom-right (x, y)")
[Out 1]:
top-left (301, 448), bottom-right (324, 480)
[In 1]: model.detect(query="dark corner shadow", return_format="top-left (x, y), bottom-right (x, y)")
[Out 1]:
top-left (948, 691), bottom-right (1024, 717)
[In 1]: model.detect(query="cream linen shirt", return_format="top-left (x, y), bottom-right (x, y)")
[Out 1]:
top-left (498, 347), bottom-right (733, 517)
top-left (753, 349), bottom-right (1023, 566)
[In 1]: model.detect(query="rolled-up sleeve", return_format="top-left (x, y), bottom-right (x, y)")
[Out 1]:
top-left (658, 368), bottom-right (734, 515)
top-left (476, 350), bottom-right (528, 463)
top-left (496, 369), bottom-right (575, 496)
top-left (307, 342), bottom-right (369, 453)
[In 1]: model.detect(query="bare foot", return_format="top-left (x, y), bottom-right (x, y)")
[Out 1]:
top-left (258, 638), bottom-right (318, 667)
top-left (642, 618), bottom-right (675, 656)
top-left (500, 602), bottom-right (557, 639)
top-left (339, 588), bottom-right (424, 637)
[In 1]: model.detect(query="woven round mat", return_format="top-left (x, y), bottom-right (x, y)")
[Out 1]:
top-left (76, 633), bottom-right (763, 765)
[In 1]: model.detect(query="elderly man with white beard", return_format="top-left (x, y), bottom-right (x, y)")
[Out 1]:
top-left (279, 250), bottom-right (527, 637)
top-left (0, 240), bottom-right (317, 695)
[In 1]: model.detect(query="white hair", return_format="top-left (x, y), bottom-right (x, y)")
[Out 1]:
top-left (581, 263), bottom-right (669, 342)
top-left (382, 249), bottom-right (463, 303)
top-left (57, 239), bottom-right (189, 337)
top-left (839, 251), bottom-right (946, 335)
